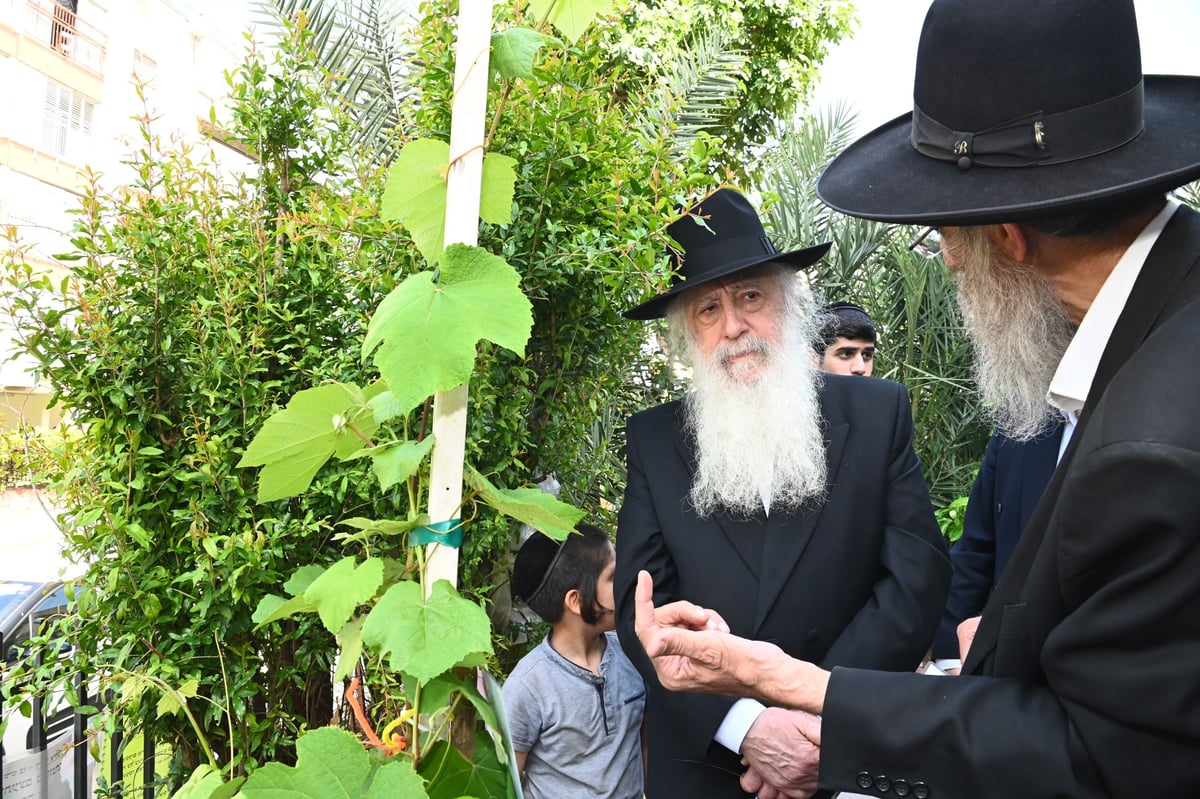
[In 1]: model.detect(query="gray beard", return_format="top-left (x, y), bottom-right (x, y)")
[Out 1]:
top-left (955, 243), bottom-right (1076, 441)
top-left (682, 330), bottom-right (828, 519)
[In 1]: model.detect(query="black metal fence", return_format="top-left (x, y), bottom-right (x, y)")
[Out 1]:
top-left (1, 672), bottom-right (160, 799)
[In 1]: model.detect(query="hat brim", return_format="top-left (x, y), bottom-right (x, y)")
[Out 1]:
top-left (817, 75), bottom-right (1200, 226)
top-left (624, 241), bottom-right (832, 321)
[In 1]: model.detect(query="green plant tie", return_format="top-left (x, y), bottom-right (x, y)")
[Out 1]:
top-left (410, 518), bottom-right (463, 548)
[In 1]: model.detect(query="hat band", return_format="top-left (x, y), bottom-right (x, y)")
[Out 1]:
top-left (674, 234), bottom-right (779, 279)
top-left (911, 80), bottom-right (1144, 171)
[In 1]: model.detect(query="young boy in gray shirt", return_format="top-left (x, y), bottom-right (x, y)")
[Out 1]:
top-left (504, 523), bottom-right (646, 799)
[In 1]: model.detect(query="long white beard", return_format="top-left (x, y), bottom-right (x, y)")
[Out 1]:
top-left (683, 328), bottom-right (828, 519)
top-left (954, 236), bottom-right (1076, 441)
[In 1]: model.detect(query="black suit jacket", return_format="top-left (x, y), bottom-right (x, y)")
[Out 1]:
top-left (821, 204), bottom-right (1200, 799)
top-left (615, 374), bottom-right (950, 798)
top-left (931, 424), bottom-right (1062, 660)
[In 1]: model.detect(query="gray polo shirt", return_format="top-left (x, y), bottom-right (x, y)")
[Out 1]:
top-left (503, 631), bottom-right (645, 799)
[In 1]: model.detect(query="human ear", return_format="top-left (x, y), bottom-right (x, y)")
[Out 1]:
top-left (564, 588), bottom-right (583, 617)
top-left (986, 222), bottom-right (1034, 263)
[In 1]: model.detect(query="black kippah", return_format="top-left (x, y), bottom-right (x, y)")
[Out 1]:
top-left (512, 532), bottom-right (564, 605)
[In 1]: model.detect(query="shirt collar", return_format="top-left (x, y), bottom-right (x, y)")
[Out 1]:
top-left (1047, 199), bottom-right (1180, 415)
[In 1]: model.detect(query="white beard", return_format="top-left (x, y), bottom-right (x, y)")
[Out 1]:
top-left (682, 326), bottom-right (828, 519)
top-left (954, 235), bottom-right (1076, 441)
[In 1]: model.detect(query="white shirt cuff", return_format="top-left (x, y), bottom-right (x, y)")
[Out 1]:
top-left (714, 698), bottom-right (767, 753)
top-left (932, 658), bottom-right (962, 672)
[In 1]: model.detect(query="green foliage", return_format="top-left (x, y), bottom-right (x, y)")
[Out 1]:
top-left (607, 0), bottom-right (855, 171)
top-left (0, 426), bottom-right (71, 488)
top-left (239, 727), bottom-right (429, 799)
top-left (362, 244), bottom-right (533, 412)
top-left (1, 21), bottom-right (411, 785)
top-left (936, 493), bottom-right (971, 544)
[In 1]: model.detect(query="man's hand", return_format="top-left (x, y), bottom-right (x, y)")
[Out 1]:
top-left (634, 570), bottom-right (782, 696)
top-left (957, 615), bottom-right (982, 664)
top-left (739, 708), bottom-right (822, 799)
top-left (633, 571), bottom-right (830, 714)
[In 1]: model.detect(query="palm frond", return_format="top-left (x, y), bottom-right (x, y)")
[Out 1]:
top-left (260, 0), bottom-right (417, 165)
top-left (635, 25), bottom-right (748, 152)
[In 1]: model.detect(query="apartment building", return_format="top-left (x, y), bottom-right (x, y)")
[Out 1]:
top-left (0, 0), bottom-right (253, 432)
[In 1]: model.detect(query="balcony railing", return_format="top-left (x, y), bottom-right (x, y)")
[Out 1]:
top-left (20, 0), bottom-right (107, 76)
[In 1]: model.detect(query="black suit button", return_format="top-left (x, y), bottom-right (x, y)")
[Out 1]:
top-left (912, 781), bottom-right (930, 798)
top-left (893, 779), bottom-right (910, 796)
top-left (856, 771), bottom-right (873, 789)
top-left (807, 629), bottom-right (821, 643)
top-left (871, 774), bottom-right (891, 792)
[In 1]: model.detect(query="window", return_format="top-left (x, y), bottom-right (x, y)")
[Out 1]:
top-left (133, 50), bottom-right (158, 85)
top-left (41, 80), bottom-right (95, 159)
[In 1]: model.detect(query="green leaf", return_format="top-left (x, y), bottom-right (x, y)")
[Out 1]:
top-left (156, 678), bottom-right (199, 718)
top-left (239, 727), bottom-right (428, 799)
top-left (338, 516), bottom-right (430, 535)
top-left (466, 467), bottom-right (586, 540)
top-left (285, 564), bottom-right (328, 596)
top-left (526, 0), bottom-right (616, 43)
top-left (381, 142), bottom-right (518, 262)
top-left (480, 153), bottom-right (517, 226)
top-left (237, 383), bottom-right (379, 502)
top-left (361, 580), bottom-right (492, 683)
top-left (491, 28), bottom-right (556, 80)
top-left (368, 436), bottom-right (436, 492)
top-left (381, 138), bottom-right (450, 265)
top-left (362, 245), bottom-right (533, 414)
top-left (333, 516), bottom-right (432, 547)
top-left (416, 734), bottom-right (510, 799)
top-left (252, 591), bottom-right (318, 628)
top-left (305, 556), bottom-right (385, 634)
top-left (334, 617), bottom-right (364, 683)
top-left (156, 691), bottom-right (185, 719)
top-left (169, 765), bottom-right (244, 799)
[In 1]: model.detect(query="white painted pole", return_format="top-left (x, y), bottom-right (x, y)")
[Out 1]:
top-left (425, 0), bottom-right (494, 593)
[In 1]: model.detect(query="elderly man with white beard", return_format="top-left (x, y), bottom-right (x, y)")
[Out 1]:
top-left (613, 188), bottom-right (951, 799)
top-left (630, 2), bottom-right (1200, 798)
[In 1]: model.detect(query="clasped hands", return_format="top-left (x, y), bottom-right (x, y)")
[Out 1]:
top-left (633, 570), bottom-right (826, 798)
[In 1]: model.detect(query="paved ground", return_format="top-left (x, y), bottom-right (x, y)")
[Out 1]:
top-left (1, 487), bottom-right (80, 581)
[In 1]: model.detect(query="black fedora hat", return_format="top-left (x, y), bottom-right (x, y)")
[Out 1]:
top-left (625, 189), bottom-right (831, 320)
top-left (816, 0), bottom-right (1200, 226)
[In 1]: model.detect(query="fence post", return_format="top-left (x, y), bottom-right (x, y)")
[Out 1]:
top-left (142, 728), bottom-right (154, 799)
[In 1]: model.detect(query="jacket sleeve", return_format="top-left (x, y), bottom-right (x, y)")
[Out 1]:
top-left (614, 412), bottom-right (739, 756)
top-left (931, 434), bottom-right (1000, 659)
top-left (818, 384), bottom-right (951, 671)
top-left (819, 439), bottom-right (1200, 799)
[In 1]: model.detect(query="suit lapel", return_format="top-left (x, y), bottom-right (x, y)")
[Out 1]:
top-left (751, 419), bottom-right (849, 634)
top-left (965, 205), bottom-right (1200, 674)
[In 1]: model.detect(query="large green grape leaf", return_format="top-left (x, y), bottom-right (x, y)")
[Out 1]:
top-left (416, 735), bottom-right (511, 799)
top-left (237, 383), bottom-right (379, 502)
top-left (526, 0), bottom-right (615, 43)
top-left (362, 245), bottom-right (532, 414)
top-left (480, 153), bottom-right (517, 225)
top-left (239, 727), bottom-right (428, 799)
top-left (361, 580), bottom-right (492, 684)
top-left (491, 28), bottom-right (557, 80)
top-left (466, 467), bottom-right (585, 540)
top-left (333, 617), bottom-right (364, 683)
top-left (382, 138), bottom-right (450, 266)
top-left (305, 556), bottom-right (385, 634)
top-left (366, 436), bottom-right (436, 492)
top-left (252, 592), bottom-right (317, 628)
top-left (382, 141), bottom-right (518, 265)
top-left (170, 765), bottom-right (244, 799)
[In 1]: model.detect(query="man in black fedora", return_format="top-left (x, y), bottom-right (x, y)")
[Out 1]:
top-left (631, 1), bottom-right (1200, 797)
top-left (613, 188), bottom-right (950, 798)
